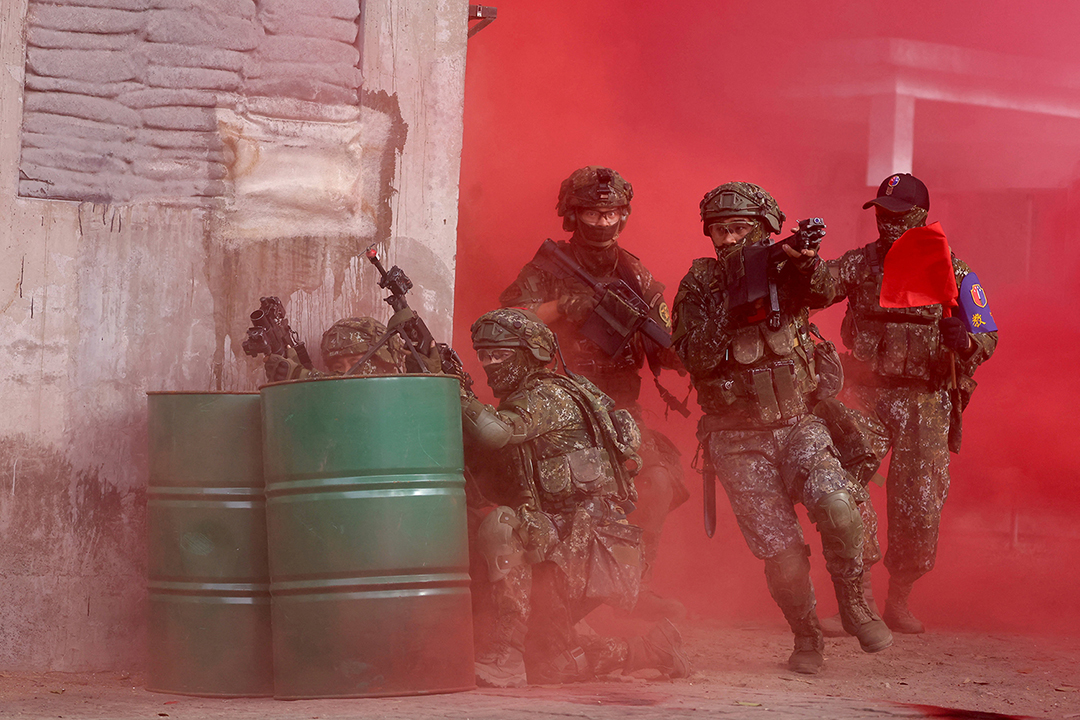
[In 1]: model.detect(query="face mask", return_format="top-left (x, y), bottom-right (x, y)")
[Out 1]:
top-left (483, 352), bottom-right (531, 399)
top-left (573, 221), bottom-right (621, 249)
top-left (877, 207), bottom-right (928, 249)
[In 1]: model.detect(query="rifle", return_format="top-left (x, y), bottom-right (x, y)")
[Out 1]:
top-left (349, 247), bottom-right (473, 389)
top-left (241, 296), bottom-right (314, 369)
top-left (532, 239), bottom-right (691, 417)
top-left (722, 217), bottom-right (826, 331)
top-left (532, 239), bottom-right (672, 357)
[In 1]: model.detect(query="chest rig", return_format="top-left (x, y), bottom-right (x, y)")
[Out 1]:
top-left (840, 243), bottom-right (947, 384)
top-left (707, 264), bottom-right (819, 425)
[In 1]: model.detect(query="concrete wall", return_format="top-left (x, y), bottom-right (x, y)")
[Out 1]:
top-left (0, 0), bottom-right (468, 670)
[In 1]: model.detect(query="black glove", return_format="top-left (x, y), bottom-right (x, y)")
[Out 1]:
top-left (794, 217), bottom-right (826, 254)
top-left (939, 316), bottom-right (971, 352)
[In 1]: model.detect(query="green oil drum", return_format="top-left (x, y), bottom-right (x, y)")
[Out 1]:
top-left (260, 375), bottom-right (474, 699)
top-left (146, 392), bottom-right (273, 697)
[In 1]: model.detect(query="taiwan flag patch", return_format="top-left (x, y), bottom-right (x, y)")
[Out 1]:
top-left (958, 273), bottom-right (997, 333)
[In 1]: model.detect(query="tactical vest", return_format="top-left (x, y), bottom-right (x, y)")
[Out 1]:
top-left (839, 242), bottom-right (949, 385)
top-left (509, 372), bottom-right (637, 516)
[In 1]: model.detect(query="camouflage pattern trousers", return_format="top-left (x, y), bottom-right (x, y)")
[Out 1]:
top-left (472, 505), bottom-right (641, 683)
top-left (705, 413), bottom-right (861, 561)
top-left (627, 424), bottom-right (688, 584)
top-left (841, 384), bottom-right (952, 582)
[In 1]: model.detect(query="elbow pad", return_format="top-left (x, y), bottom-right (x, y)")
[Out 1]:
top-left (461, 395), bottom-right (515, 448)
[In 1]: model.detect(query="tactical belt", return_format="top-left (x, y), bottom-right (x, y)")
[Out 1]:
top-left (844, 366), bottom-right (938, 392)
top-left (862, 376), bottom-right (939, 392)
top-left (697, 409), bottom-right (802, 436)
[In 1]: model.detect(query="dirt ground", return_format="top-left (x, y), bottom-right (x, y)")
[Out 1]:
top-left (681, 617), bottom-right (1080, 718)
top-left (2, 616), bottom-right (1077, 720)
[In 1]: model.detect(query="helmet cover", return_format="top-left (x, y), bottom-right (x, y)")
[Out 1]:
top-left (557, 166), bottom-right (633, 233)
top-left (471, 307), bottom-right (556, 364)
top-left (699, 181), bottom-right (785, 236)
top-left (320, 317), bottom-right (405, 372)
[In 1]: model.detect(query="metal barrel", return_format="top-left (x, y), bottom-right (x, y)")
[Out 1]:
top-left (145, 392), bottom-right (273, 697)
top-left (261, 375), bottom-right (474, 699)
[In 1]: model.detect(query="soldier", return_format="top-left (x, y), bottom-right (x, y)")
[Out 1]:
top-left (499, 166), bottom-right (689, 621)
top-left (263, 316), bottom-right (407, 381)
top-left (671, 182), bottom-right (892, 674)
top-left (823, 173), bottom-right (997, 635)
top-left (461, 307), bottom-right (690, 687)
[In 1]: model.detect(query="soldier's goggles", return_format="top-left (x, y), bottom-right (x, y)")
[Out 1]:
top-left (477, 348), bottom-right (516, 365)
top-left (709, 221), bottom-right (756, 237)
top-left (579, 208), bottom-right (624, 224)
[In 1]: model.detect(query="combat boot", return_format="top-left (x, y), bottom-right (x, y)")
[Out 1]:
top-left (821, 570), bottom-right (878, 637)
top-left (883, 575), bottom-right (925, 634)
top-left (787, 611), bottom-right (825, 675)
top-left (475, 617), bottom-right (528, 688)
top-left (834, 574), bottom-right (893, 653)
top-left (624, 619), bottom-right (692, 678)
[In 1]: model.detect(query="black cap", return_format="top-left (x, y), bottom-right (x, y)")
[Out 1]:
top-left (863, 173), bottom-right (929, 213)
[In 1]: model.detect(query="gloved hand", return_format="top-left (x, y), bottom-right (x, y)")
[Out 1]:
top-left (264, 353), bottom-right (303, 382)
top-left (557, 291), bottom-right (600, 324)
top-left (517, 506), bottom-right (557, 563)
top-left (794, 217), bottom-right (826, 254)
top-left (386, 307), bottom-right (416, 332)
top-left (939, 316), bottom-right (971, 353)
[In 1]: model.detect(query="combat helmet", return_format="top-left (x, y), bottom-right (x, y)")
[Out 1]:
top-left (320, 317), bottom-right (404, 371)
top-left (699, 181), bottom-right (785, 237)
top-left (556, 166), bottom-right (633, 233)
top-left (471, 308), bottom-right (556, 364)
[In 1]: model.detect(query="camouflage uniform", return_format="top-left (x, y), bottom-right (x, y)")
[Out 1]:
top-left (263, 316), bottom-right (407, 381)
top-left (499, 167), bottom-right (688, 605)
top-left (463, 308), bottom-right (689, 686)
top-left (818, 173), bottom-right (999, 634)
top-left (829, 242), bottom-right (997, 620)
top-left (672, 182), bottom-right (892, 673)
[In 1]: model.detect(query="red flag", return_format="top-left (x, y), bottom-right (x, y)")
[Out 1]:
top-left (879, 221), bottom-right (958, 308)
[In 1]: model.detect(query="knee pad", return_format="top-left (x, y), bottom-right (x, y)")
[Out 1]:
top-left (476, 506), bottom-right (526, 582)
top-left (813, 490), bottom-right (864, 561)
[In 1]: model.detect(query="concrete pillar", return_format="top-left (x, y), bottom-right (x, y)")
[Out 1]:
top-left (360, 0), bottom-right (468, 342)
top-left (867, 92), bottom-right (915, 186)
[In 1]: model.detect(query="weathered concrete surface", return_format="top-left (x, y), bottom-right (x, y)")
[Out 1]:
top-left (0, 0), bottom-right (468, 671)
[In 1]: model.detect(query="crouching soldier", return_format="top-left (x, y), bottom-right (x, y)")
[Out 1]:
top-left (263, 317), bottom-right (408, 381)
top-left (460, 308), bottom-right (691, 687)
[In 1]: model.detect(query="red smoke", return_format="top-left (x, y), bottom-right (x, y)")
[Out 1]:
top-left (454, 0), bottom-right (1080, 635)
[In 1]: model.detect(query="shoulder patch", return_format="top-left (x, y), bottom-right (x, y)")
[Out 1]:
top-left (657, 301), bottom-right (671, 328)
top-left (957, 272), bottom-right (997, 333)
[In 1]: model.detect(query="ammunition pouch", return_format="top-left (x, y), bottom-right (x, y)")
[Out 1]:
top-left (849, 319), bottom-right (944, 383)
top-left (744, 360), bottom-right (806, 425)
top-left (537, 447), bottom-right (615, 496)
